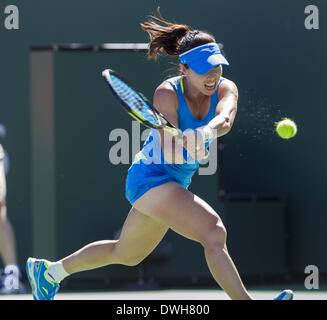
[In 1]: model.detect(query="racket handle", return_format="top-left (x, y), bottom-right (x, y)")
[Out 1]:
top-left (180, 135), bottom-right (209, 160)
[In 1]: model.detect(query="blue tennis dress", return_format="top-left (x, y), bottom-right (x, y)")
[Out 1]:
top-left (125, 76), bottom-right (223, 205)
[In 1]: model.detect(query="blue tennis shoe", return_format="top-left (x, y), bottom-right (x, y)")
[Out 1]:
top-left (273, 289), bottom-right (294, 300)
top-left (26, 258), bottom-right (60, 300)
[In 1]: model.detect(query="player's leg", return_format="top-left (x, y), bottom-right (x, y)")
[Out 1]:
top-left (0, 156), bottom-right (17, 267)
top-left (134, 182), bottom-right (253, 300)
top-left (26, 207), bottom-right (169, 299)
top-left (61, 207), bottom-right (169, 274)
top-left (0, 203), bottom-right (18, 267)
top-left (0, 156), bottom-right (22, 293)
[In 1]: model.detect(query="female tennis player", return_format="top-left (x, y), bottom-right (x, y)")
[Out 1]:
top-left (26, 12), bottom-right (293, 300)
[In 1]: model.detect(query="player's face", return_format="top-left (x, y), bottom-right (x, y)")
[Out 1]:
top-left (181, 65), bottom-right (223, 96)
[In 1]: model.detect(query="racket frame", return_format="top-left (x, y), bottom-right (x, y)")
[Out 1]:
top-left (102, 69), bottom-right (180, 137)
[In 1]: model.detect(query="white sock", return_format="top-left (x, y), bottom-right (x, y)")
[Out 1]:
top-left (46, 261), bottom-right (70, 284)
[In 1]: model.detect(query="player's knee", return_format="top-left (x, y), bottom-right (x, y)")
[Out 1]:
top-left (112, 243), bottom-right (145, 267)
top-left (201, 223), bottom-right (227, 250)
top-left (120, 256), bottom-right (144, 267)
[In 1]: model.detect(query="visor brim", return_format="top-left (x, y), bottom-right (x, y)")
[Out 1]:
top-left (188, 54), bottom-right (229, 75)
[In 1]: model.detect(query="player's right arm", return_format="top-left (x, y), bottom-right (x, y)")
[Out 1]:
top-left (153, 83), bottom-right (184, 163)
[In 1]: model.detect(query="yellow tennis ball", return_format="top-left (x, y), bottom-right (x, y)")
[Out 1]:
top-left (276, 118), bottom-right (297, 139)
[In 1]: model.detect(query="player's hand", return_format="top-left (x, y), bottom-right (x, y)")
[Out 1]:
top-left (177, 129), bottom-right (207, 161)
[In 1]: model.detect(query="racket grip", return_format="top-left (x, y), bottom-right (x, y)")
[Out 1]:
top-left (180, 135), bottom-right (209, 160)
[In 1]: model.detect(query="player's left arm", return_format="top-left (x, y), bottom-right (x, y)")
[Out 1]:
top-left (201, 79), bottom-right (239, 140)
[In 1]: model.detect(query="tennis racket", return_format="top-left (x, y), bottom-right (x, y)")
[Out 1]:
top-left (102, 69), bottom-right (181, 137)
top-left (102, 69), bottom-right (208, 159)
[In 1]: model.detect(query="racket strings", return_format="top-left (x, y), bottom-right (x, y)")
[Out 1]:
top-left (111, 75), bottom-right (159, 124)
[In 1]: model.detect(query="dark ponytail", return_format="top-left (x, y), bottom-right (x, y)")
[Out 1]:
top-left (141, 11), bottom-right (190, 59)
top-left (141, 8), bottom-right (215, 60)
top-left (141, 8), bottom-right (216, 60)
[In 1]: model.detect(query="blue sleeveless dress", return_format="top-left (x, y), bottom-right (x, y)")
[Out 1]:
top-left (125, 76), bottom-right (223, 205)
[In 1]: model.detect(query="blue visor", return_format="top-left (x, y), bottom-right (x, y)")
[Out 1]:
top-left (179, 43), bottom-right (229, 75)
